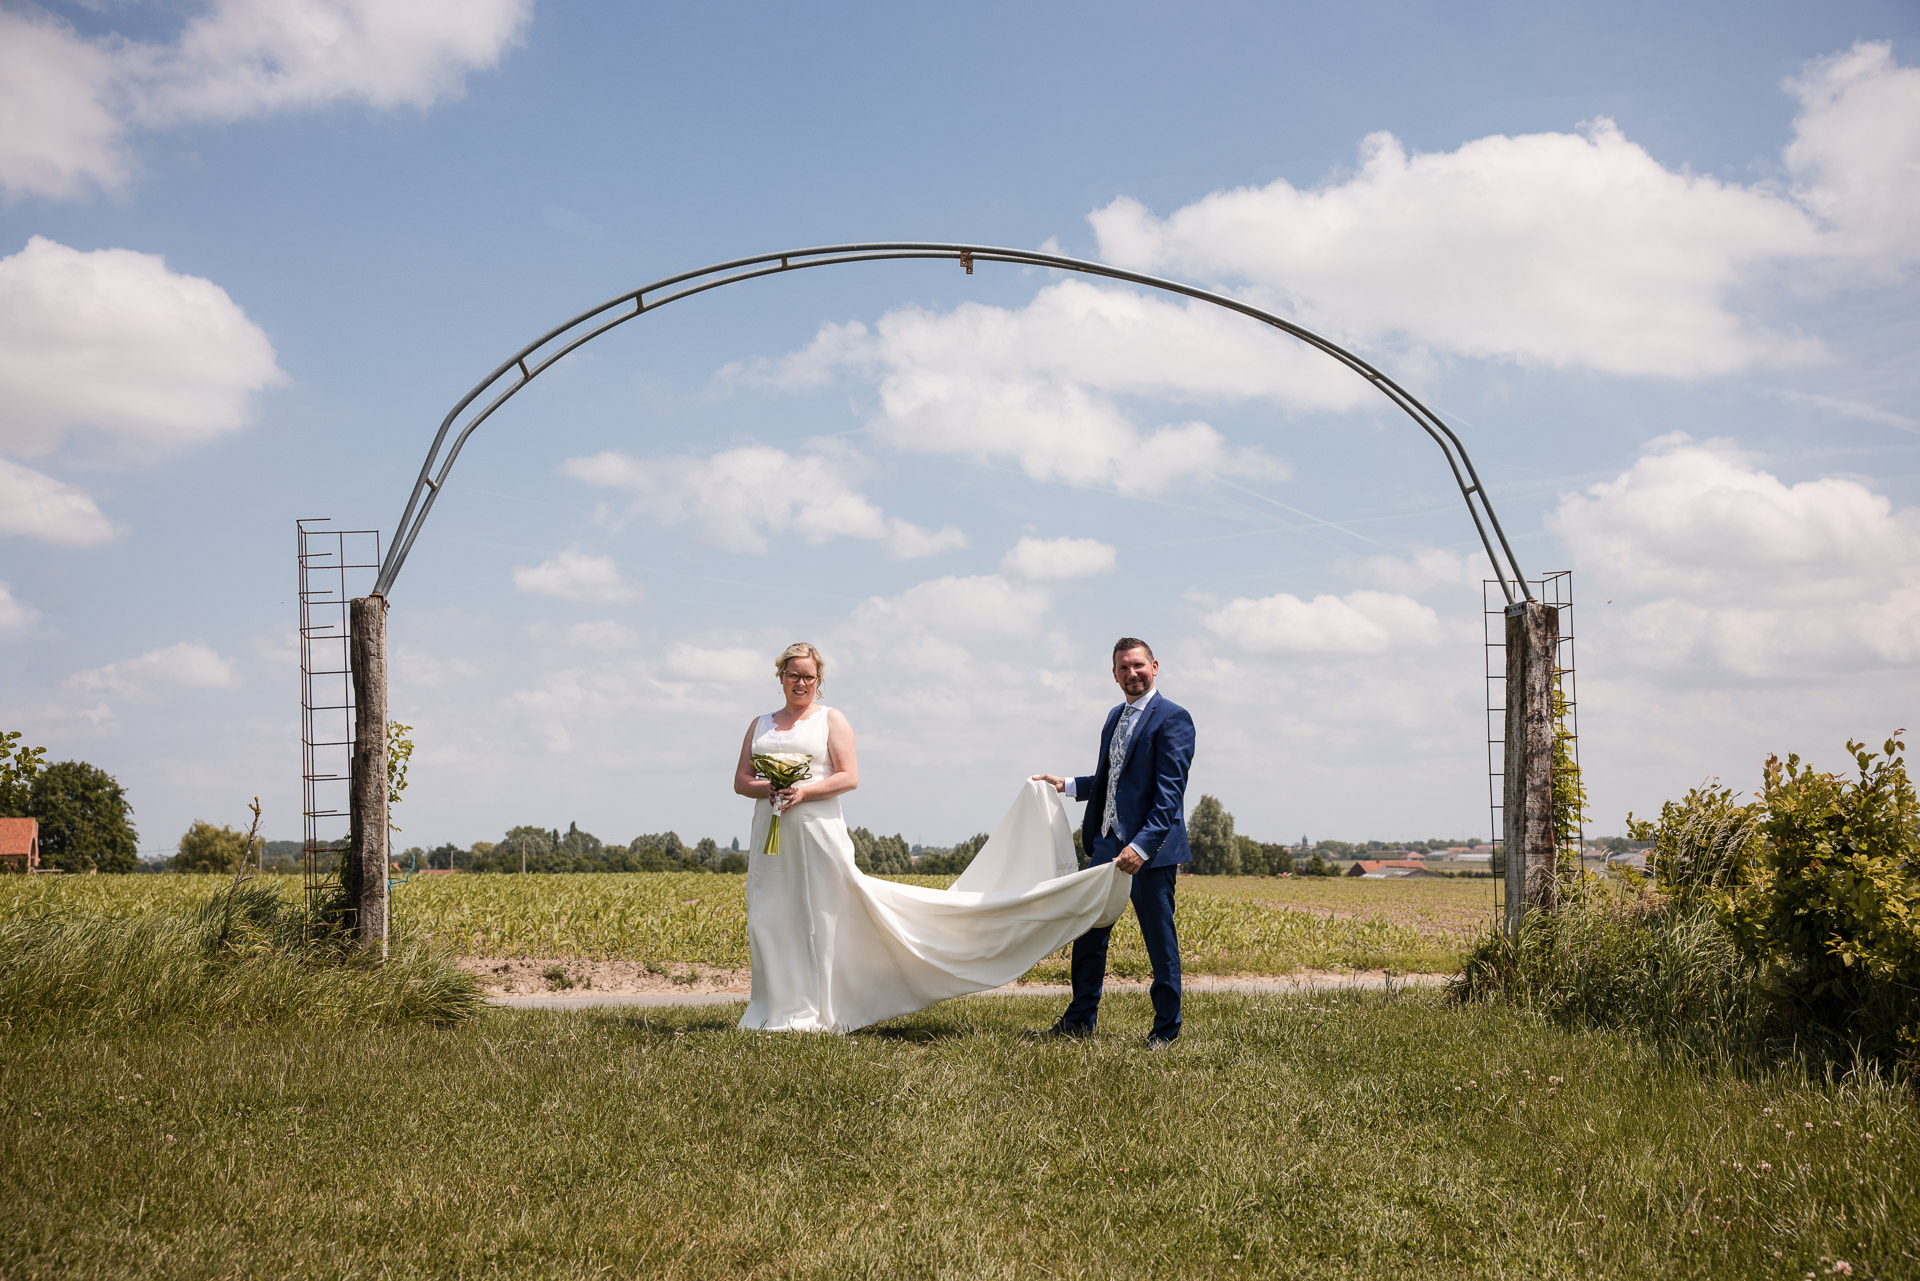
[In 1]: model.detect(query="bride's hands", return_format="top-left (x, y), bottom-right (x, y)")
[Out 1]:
top-left (773, 784), bottom-right (808, 813)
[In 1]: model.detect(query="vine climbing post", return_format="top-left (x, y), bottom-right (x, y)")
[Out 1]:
top-left (349, 593), bottom-right (390, 956)
top-left (1503, 599), bottom-right (1559, 935)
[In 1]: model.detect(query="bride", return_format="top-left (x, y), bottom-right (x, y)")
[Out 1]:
top-left (731, 642), bottom-right (1132, 1032)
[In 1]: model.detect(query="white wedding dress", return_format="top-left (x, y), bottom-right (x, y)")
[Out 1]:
top-left (740, 705), bottom-right (1133, 1033)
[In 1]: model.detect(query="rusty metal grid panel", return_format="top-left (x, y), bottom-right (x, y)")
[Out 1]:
top-left (297, 520), bottom-right (380, 931)
top-left (1485, 571), bottom-right (1581, 927)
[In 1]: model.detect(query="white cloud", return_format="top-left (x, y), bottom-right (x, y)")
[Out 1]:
top-left (0, 457), bottom-right (118, 545)
top-left (1200, 589), bottom-right (1441, 655)
top-left (68, 640), bottom-right (239, 699)
top-left (0, 9), bottom-right (130, 201)
top-left (0, 236), bottom-right (283, 460)
top-left (0, 582), bottom-right (39, 633)
top-left (852, 575), bottom-right (1053, 641)
top-left (0, 0), bottom-right (532, 201)
top-left (1550, 435), bottom-right (1920, 674)
top-left (561, 445), bottom-right (966, 559)
top-left (757, 281), bottom-right (1305, 494)
top-left (1088, 42), bottom-right (1920, 379)
top-left (1784, 41), bottom-right (1920, 276)
top-left (512, 550), bottom-right (641, 604)
top-left (1002, 536), bottom-right (1118, 581)
top-left (1091, 126), bottom-right (1822, 378)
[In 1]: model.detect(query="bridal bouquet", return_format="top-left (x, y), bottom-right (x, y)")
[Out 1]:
top-left (752, 752), bottom-right (813, 854)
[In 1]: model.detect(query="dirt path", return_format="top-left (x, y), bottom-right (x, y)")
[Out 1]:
top-left (485, 966), bottom-right (1449, 1010)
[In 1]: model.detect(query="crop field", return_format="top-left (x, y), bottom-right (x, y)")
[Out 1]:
top-left (1201, 874), bottom-right (1498, 942)
top-left (3, 873), bottom-right (1473, 974)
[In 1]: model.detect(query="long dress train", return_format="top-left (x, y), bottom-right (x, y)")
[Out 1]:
top-left (740, 705), bottom-right (1130, 1032)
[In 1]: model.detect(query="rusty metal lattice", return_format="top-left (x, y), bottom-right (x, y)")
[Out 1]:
top-left (1485, 571), bottom-right (1582, 926)
top-left (298, 520), bottom-right (381, 930)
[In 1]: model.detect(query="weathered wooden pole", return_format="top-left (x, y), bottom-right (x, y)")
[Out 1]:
top-left (1502, 599), bottom-right (1559, 936)
top-left (349, 594), bottom-right (389, 956)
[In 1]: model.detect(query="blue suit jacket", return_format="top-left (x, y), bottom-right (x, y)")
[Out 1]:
top-left (1072, 693), bottom-right (1195, 868)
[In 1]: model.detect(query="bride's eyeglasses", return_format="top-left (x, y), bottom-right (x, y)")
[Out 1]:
top-left (782, 673), bottom-right (819, 685)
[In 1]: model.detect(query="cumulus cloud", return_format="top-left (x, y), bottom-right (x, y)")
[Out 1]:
top-left (1088, 41), bottom-right (1920, 378)
top-left (1092, 127), bottom-right (1821, 378)
top-left (0, 0), bottom-right (532, 201)
top-left (0, 582), bottom-right (39, 633)
top-left (756, 281), bottom-right (1302, 494)
top-left (0, 457), bottom-right (118, 545)
top-left (1002, 536), bottom-right (1118, 581)
top-left (1550, 435), bottom-right (1920, 674)
top-left (853, 575), bottom-right (1053, 642)
top-left (68, 640), bottom-right (238, 699)
top-left (1784, 41), bottom-right (1920, 276)
top-left (512, 550), bottom-right (642, 604)
top-left (0, 236), bottom-right (283, 460)
top-left (561, 445), bottom-right (966, 559)
top-left (1200, 589), bottom-right (1441, 655)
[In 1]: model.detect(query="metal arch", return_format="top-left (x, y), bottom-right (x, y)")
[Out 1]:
top-left (374, 242), bottom-right (1533, 603)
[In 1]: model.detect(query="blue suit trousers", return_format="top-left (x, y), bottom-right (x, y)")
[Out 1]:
top-left (1062, 836), bottom-right (1181, 1042)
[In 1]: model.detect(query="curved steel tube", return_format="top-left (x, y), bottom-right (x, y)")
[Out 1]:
top-left (375, 242), bottom-right (1532, 602)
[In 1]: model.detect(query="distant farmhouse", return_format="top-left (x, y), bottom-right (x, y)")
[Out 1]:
top-left (0, 817), bottom-right (40, 873)
top-left (1348, 859), bottom-right (1436, 879)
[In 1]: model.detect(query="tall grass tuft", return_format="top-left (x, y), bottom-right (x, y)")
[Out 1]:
top-left (0, 883), bottom-right (482, 1030)
top-left (1451, 885), bottom-right (1767, 1052)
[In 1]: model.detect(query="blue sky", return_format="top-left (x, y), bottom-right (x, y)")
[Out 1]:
top-left (3, 1), bottom-right (1917, 857)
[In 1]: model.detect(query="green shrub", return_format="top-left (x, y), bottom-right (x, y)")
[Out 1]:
top-left (1627, 782), bottom-right (1764, 901)
top-left (1465, 735), bottom-right (1920, 1067)
top-left (1723, 736), bottom-right (1920, 1059)
top-left (0, 882), bottom-right (482, 1030)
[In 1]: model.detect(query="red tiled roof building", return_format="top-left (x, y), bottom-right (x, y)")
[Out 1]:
top-left (0, 818), bottom-right (40, 873)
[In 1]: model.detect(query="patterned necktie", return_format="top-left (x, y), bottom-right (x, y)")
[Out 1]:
top-left (1101, 704), bottom-right (1137, 838)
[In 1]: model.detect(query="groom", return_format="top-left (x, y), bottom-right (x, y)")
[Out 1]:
top-left (1032, 638), bottom-right (1196, 1048)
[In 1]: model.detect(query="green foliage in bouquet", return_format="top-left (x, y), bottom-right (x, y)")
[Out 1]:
top-left (751, 753), bottom-right (812, 854)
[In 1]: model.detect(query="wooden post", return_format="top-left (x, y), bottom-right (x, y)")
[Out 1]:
top-left (1502, 599), bottom-right (1559, 936)
top-left (349, 594), bottom-right (389, 955)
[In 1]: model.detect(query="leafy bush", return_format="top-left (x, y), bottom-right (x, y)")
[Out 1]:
top-left (1722, 737), bottom-right (1920, 1059)
top-left (1463, 734), bottom-right (1920, 1066)
top-left (1627, 782), bottom-right (1764, 901)
top-left (0, 883), bottom-right (482, 1029)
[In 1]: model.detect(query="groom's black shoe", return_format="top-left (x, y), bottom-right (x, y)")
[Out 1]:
top-left (1144, 1035), bottom-right (1177, 1051)
top-left (1025, 1020), bottom-right (1095, 1042)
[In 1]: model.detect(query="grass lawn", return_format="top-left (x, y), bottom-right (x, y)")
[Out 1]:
top-left (4, 991), bottom-right (1913, 1279)
top-left (5, 873), bottom-right (1471, 976)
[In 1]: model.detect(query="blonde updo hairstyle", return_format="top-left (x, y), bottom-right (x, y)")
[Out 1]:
top-left (774, 642), bottom-right (826, 688)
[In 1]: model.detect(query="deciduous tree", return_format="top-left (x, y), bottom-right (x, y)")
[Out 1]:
top-left (174, 819), bottom-right (253, 873)
top-left (29, 760), bottom-right (138, 873)
top-left (1188, 794), bottom-right (1241, 876)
